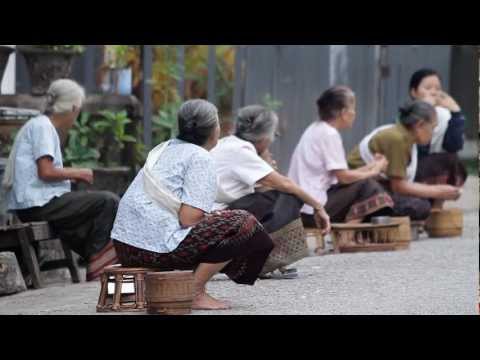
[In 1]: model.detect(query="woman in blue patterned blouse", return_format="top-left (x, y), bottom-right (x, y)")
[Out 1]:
top-left (111, 100), bottom-right (274, 311)
top-left (4, 79), bottom-right (120, 282)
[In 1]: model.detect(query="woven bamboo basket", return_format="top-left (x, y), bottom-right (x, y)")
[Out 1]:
top-left (145, 271), bottom-right (195, 315)
top-left (425, 208), bottom-right (464, 238)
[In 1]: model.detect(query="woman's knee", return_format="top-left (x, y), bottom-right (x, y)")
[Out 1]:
top-left (397, 198), bottom-right (431, 221)
top-left (96, 191), bottom-right (120, 210)
top-left (359, 178), bottom-right (384, 193)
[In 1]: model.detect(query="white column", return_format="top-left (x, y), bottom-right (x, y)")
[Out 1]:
top-left (1, 45), bottom-right (16, 95)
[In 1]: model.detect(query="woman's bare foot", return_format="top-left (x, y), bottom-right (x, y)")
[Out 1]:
top-left (192, 291), bottom-right (232, 311)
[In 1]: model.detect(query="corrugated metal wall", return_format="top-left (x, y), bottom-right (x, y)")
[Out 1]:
top-left (242, 45), bottom-right (331, 173)
top-left (238, 45), bottom-right (457, 173)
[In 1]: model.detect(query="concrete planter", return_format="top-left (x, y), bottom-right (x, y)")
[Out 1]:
top-left (17, 45), bottom-right (82, 96)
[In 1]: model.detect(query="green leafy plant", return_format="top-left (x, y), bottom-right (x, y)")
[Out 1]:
top-left (105, 45), bottom-right (138, 69)
top-left (64, 112), bottom-right (100, 168)
top-left (64, 111), bottom-right (137, 168)
top-left (92, 110), bottom-right (137, 167)
top-left (133, 123), bottom-right (148, 170)
top-left (94, 111), bottom-right (136, 145)
top-left (152, 101), bottom-right (181, 145)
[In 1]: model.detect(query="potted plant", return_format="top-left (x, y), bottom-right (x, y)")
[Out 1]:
top-left (64, 110), bottom-right (137, 196)
top-left (100, 45), bottom-right (138, 95)
top-left (0, 46), bottom-right (15, 93)
top-left (17, 45), bottom-right (85, 96)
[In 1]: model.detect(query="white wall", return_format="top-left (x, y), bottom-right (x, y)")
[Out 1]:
top-left (1, 45), bottom-right (15, 95)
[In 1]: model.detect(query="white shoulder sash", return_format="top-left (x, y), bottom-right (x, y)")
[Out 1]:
top-left (430, 106), bottom-right (451, 154)
top-left (143, 141), bottom-right (182, 216)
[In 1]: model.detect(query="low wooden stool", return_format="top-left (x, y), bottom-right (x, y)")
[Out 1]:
top-left (97, 265), bottom-right (152, 313)
top-left (331, 223), bottom-right (402, 253)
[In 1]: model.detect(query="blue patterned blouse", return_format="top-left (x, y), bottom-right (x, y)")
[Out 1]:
top-left (111, 139), bottom-right (218, 254)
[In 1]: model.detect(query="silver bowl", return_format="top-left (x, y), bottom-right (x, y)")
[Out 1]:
top-left (371, 216), bottom-right (392, 225)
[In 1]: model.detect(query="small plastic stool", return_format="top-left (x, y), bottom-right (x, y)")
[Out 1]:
top-left (96, 265), bottom-right (154, 313)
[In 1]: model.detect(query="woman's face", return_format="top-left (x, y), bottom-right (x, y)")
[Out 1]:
top-left (62, 106), bottom-right (81, 129)
top-left (412, 116), bottom-right (437, 145)
top-left (340, 97), bottom-right (356, 129)
top-left (411, 75), bottom-right (442, 105)
top-left (254, 136), bottom-right (273, 156)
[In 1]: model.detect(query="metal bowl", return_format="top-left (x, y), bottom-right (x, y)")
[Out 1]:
top-left (370, 216), bottom-right (392, 225)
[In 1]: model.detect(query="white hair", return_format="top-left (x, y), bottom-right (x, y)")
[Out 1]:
top-left (235, 105), bottom-right (279, 143)
top-left (46, 79), bottom-right (86, 114)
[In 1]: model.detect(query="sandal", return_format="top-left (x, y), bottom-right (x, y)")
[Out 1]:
top-left (259, 268), bottom-right (298, 280)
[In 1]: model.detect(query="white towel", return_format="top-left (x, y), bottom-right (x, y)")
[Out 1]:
top-left (143, 141), bottom-right (182, 216)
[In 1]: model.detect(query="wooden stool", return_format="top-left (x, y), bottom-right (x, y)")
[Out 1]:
top-left (0, 222), bottom-right (80, 289)
top-left (97, 265), bottom-right (152, 313)
top-left (331, 223), bottom-right (402, 253)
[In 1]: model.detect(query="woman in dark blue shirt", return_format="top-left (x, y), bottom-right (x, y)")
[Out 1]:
top-left (408, 68), bottom-right (468, 210)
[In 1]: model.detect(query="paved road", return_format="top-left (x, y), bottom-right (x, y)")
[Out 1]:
top-left (0, 177), bottom-right (478, 315)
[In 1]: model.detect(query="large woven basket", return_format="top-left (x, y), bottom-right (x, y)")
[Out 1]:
top-left (145, 271), bottom-right (195, 315)
top-left (425, 208), bottom-right (464, 238)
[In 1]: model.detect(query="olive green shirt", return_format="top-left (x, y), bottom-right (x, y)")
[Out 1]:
top-left (348, 124), bottom-right (416, 179)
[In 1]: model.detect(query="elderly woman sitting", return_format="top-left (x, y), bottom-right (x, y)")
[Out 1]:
top-left (111, 100), bottom-right (274, 311)
top-left (3, 79), bottom-right (120, 281)
top-left (211, 105), bottom-right (331, 280)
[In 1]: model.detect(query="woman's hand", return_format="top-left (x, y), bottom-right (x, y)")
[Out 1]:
top-left (313, 207), bottom-right (331, 235)
top-left (75, 169), bottom-right (94, 185)
top-left (373, 154), bottom-right (389, 173)
top-left (435, 185), bottom-right (462, 201)
top-left (437, 91), bottom-right (461, 112)
top-left (260, 149), bottom-right (278, 170)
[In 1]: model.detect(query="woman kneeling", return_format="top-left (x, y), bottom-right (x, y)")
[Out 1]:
top-left (289, 86), bottom-right (394, 227)
top-left (348, 100), bottom-right (462, 221)
top-left (111, 100), bottom-right (273, 311)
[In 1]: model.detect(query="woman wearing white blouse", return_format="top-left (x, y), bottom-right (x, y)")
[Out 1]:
top-left (212, 105), bottom-right (331, 280)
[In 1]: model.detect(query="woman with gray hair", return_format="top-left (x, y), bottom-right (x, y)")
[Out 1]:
top-left (112, 100), bottom-right (274, 311)
top-left (3, 79), bottom-right (120, 282)
top-left (211, 105), bottom-right (331, 280)
top-left (348, 100), bottom-right (462, 220)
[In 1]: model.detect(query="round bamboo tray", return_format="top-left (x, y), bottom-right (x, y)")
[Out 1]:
top-left (145, 271), bottom-right (195, 315)
top-left (425, 208), bottom-right (464, 238)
